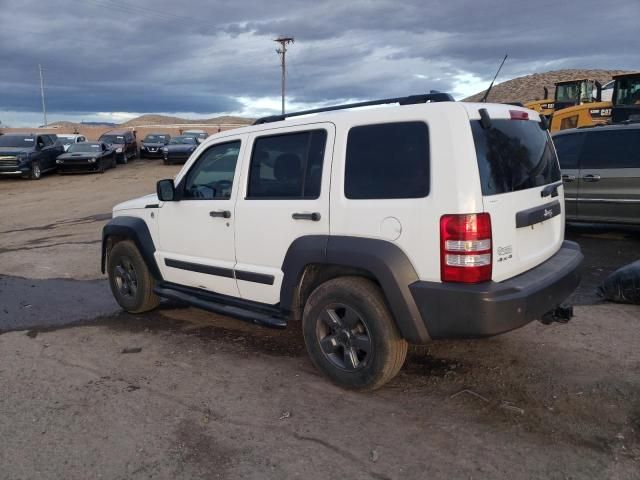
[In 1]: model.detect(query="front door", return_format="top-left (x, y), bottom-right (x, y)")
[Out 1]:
top-left (552, 131), bottom-right (584, 220)
top-left (234, 123), bottom-right (334, 304)
top-left (156, 136), bottom-right (246, 296)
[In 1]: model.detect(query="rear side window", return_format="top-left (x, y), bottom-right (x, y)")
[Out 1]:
top-left (471, 120), bottom-right (561, 196)
top-left (345, 122), bottom-right (429, 199)
top-left (580, 129), bottom-right (640, 169)
top-left (247, 130), bottom-right (327, 199)
top-left (553, 133), bottom-right (585, 169)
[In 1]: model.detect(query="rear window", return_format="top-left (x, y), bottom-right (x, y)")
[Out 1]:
top-left (345, 122), bottom-right (429, 199)
top-left (580, 129), bottom-right (640, 169)
top-left (471, 120), bottom-right (561, 196)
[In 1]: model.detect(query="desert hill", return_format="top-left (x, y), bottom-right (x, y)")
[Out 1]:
top-left (464, 69), bottom-right (631, 103)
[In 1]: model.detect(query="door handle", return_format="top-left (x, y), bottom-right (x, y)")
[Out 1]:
top-left (562, 174), bottom-right (576, 182)
top-left (209, 210), bottom-right (231, 219)
top-left (292, 212), bottom-right (321, 221)
top-left (582, 174), bottom-right (601, 182)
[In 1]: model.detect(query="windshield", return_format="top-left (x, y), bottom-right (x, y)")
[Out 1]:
top-left (184, 131), bottom-right (206, 138)
top-left (169, 136), bottom-right (197, 145)
top-left (555, 83), bottom-right (581, 103)
top-left (56, 136), bottom-right (75, 145)
top-left (615, 77), bottom-right (640, 105)
top-left (100, 135), bottom-right (125, 144)
top-left (471, 119), bottom-right (561, 196)
top-left (68, 143), bottom-right (102, 153)
top-left (144, 134), bottom-right (168, 142)
top-left (0, 135), bottom-right (36, 148)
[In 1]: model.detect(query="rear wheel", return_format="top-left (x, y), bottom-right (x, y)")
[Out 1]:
top-left (107, 240), bottom-right (160, 313)
top-left (302, 276), bottom-right (408, 391)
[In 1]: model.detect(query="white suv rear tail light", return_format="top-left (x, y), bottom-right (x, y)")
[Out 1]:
top-left (440, 213), bottom-right (492, 283)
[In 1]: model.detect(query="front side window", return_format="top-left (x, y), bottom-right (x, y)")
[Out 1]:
top-left (615, 77), bottom-right (640, 105)
top-left (247, 130), bottom-right (327, 199)
top-left (183, 141), bottom-right (241, 200)
top-left (345, 122), bottom-right (429, 199)
top-left (553, 133), bottom-right (585, 169)
top-left (555, 83), bottom-right (580, 103)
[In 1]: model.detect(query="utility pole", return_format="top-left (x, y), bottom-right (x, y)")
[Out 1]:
top-left (39, 64), bottom-right (47, 127)
top-left (274, 36), bottom-right (294, 115)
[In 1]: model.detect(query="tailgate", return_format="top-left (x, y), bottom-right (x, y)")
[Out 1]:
top-left (470, 114), bottom-right (564, 282)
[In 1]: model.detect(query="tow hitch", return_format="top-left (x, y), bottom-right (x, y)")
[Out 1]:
top-left (540, 305), bottom-right (573, 325)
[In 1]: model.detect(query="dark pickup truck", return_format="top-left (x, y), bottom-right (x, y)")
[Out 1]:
top-left (0, 133), bottom-right (63, 179)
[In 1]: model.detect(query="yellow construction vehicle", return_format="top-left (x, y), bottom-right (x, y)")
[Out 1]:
top-left (524, 86), bottom-right (555, 117)
top-left (550, 72), bottom-right (640, 130)
top-left (525, 78), bottom-right (603, 122)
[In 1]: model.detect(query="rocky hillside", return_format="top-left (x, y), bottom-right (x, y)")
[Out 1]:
top-left (464, 69), bottom-right (631, 103)
top-left (119, 114), bottom-right (253, 127)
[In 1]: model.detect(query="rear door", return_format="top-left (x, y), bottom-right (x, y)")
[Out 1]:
top-left (577, 128), bottom-right (640, 224)
top-left (470, 110), bottom-right (564, 282)
top-left (552, 131), bottom-right (585, 220)
top-left (234, 123), bottom-right (334, 304)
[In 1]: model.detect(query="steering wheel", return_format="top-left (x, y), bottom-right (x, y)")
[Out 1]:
top-left (189, 185), bottom-right (216, 199)
top-left (214, 180), bottom-right (233, 197)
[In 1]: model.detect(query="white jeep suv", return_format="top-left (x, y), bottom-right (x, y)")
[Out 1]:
top-left (102, 93), bottom-right (582, 390)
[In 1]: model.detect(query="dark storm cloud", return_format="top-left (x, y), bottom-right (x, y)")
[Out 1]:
top-left (0, 0), bottom-right (638, 122)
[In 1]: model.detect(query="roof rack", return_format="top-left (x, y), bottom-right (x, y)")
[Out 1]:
top-left (253, 91), bottom-right (455, 125)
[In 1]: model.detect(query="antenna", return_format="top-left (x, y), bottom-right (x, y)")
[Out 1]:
top-left (480, 54), bottom-right (508, 103)
top-left (274, 36), bottom-right (294, 115)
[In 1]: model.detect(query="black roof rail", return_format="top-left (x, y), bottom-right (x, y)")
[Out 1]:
top-left (253, 91), bottom-right (455, 125)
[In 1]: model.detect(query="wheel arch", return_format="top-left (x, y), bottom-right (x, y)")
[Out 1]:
top-left (280, 235), bottom-right (430, 343)
top-left (101, 216), bottom-right (163, 281)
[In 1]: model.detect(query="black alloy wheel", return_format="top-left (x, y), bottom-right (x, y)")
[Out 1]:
top-left (316, 303), bottom-right (372, 371)
top-left (113, 256), bottom-right (138, 300)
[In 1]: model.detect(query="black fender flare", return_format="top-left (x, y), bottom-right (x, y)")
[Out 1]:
top-left (101, 216), bottom-right (163, 281)
top-left (280, 235), bottom-right (430, 343)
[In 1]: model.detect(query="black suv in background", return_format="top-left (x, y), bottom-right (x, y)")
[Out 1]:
top-left (140, 133), bottom-right (171, 159)
top-left (553, 123), bottom-right (640, 225)
top-left (99, 129), bottom-right (137, 164)
top-left (0, 133), bottom-right (63, 179)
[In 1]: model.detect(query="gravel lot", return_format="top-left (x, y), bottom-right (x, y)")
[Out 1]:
top-left (1, 160), bottom-right (639, 479)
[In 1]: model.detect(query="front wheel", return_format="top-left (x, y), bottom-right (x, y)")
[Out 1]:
top-left (107, 240), bottom-right (160, 313)
top-left (29, 161), bottom-right (42, 180)
top-left (302, 276), bottom-right (408, 391)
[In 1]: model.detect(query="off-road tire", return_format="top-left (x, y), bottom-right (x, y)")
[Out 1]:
top-left (302, 276), bottom-right (408, 391)
top-left (107, 240), bottom-right (160, 313)
top-left (30, 161), bottom-right (42, 180)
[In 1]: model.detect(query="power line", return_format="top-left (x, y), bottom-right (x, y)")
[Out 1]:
top-left (274, 36), bottom-right (294, 115)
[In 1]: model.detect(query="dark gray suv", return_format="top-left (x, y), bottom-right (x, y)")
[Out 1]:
top-left (553, 123), bottom-right (640, 225)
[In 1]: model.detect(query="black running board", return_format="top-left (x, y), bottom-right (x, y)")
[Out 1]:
top-left (154, 285), bottom-right (287, 329)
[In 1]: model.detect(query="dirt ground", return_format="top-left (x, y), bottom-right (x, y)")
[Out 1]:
top-left (1, 161), bottom-right (639, 479)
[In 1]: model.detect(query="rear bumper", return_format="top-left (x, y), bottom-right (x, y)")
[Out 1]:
top-left (410, 241), bottom-right (583, 339)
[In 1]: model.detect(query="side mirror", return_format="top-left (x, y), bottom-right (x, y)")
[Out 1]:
top-left (157, 179), bottom-right (176, 202)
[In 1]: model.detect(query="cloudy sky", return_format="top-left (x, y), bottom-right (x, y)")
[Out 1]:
top-left (1, 0), bottom-right (637, 127)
